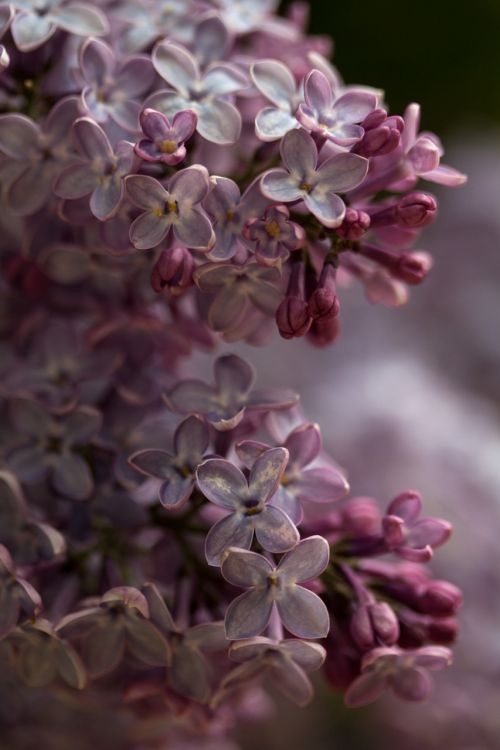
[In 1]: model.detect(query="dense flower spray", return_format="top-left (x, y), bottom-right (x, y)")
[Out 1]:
top-left (0, 1), bottom-right (465, 748)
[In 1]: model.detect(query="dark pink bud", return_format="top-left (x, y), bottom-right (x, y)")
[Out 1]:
top-left (336, 208), bottom-right (371, 241)
top-left (350, 602), bottom-right (399, 650)
top-left (370, 192), bottom-right (437, 229)
top-left (427, 617), bottom-right (459, 645)
top-left (307, 262), bottom-right (340, 321)
top-left (354, 114), bottom-right (404, 157)
top-left (276, 296), bottom-right (311, 339)
top-left (419, 580), bottom-right (463, 616)
top-left (151, 247), bottom-right (194, 296)
top-left (307, 314), bottom-right (341, 347)
top-left (362, 108), bottom-right (388, 130)
top-left (358, 244), bottom-right (432, 286)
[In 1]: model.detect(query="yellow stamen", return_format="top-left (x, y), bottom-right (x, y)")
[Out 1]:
top-left (265, 219), bottom-right (281, 238)
top-left (159, 139), bottom-right (178, 154)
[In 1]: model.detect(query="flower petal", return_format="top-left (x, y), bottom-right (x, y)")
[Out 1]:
top-left (225, 589), bottom-right (274, 640)
top-left (196, 99), bottom-right (242, 145)
top-left (49, 3), bottom-right (109, 36)
top-left (221, 548), bottom-right (273, 586)
top-left (170, 641), bottom-right (210, 702)
top-left (73, 116), bottom-right (113, 162)
top-left (295, 466), bottom-right (349, 503)
top-left (249, 447), bottom-right (288, 501)
top-left (276, 585), bottom-right (330, 639)
top-left (251, 60), bottom-right (296, 108)
top-left (0, 114), bottom-right (40, 158)
top-left (281, 128), bottom-right (317, 177)
top-left (214, 354), bottom-right (255, 397)
top-left (152, 41), bottom-right (199, 95)
top-left (129, 211), bottom-right (171, 250)
top-left (267, 657), bottom-right (314, 706)
top-left (344, 670), bottom-right (386, 707)
top-left (174, 415), bottom-right (209, 462)
top-left (284, 423), bottom-right (321, 467)
top-left (169, 163), bottom-right (210, 206)
top-left (203, 63), bottom-right (248, 96)
top-left (83, 623), bottom-right (125, 677)
top-left (280, 639), bottom-right (326, 671)
top-left (51, 454), bottom-right (93, 501)
top-left (125, 174), bottom-right (168, 209)
top-left (175, 207), bottom-right (214, 250)
top-left (205, 512), bottom-right (254, 566)
top-left (304, 69), bottom-right (333, 112)
top-left (260, 168), bottom-right (302, 203)
top-left (11, 11), bottom-right (55, 52)
top-left (128, 449), bottom-right (175, 479)
top-left (116, 55), bottom-right (155, 98)
top-left (278, 535), bottom-right (330, 583)
top-left (196, 459), bottom-right (247, 509)
top-left (80, 37), bottom-right (114, 85)
top-left (125, 618), bottom-right (171, 666)
top-left (90, 177), bottom-right (124, 221)
top-left (255, 106), bottom-right (297, 141)
top-left (254, 505), bottom-right (299, 553)
top-left (54, 164), bottom-right (96, 199)
top-left (316, 151), bottom-right (369, 193)
top-left (304, 190), bottom-right (346, 228)
top-left (208, 286), bottom-right (248, 332)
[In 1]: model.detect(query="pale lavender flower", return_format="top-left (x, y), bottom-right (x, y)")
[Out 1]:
top-left (135, 108), bottom-right (197, 166)
top-left (54, 117), bottom-right (139, 221)
top-left (237, 422), bottom-right (349, 524)
top-left (382, 491), bottom-right (452, 562)
top-left (143, 582), bottom-right (227, 703)
top-left (203, 176), bottom-right (269, 261)
top-left (225, 636), bottom-right (326, 706)
top-left (197, 447), bottom-right (299, 566)
top-left (2, 0), bottom-right (108, 52)
top-left (345, 646), bottom-right (452, 707)
top-left (250, 59), bottom-right (301, 141)
top-left (149, 41), bottom-right (248, 144)
top-left (194, 261), bottom-right (283, 332)
top-left (221, 537), bottom-right (330, 640)
top-left (128, 415), bottom-right (209, 509)
top-left (113, 0), bottom-right (193, 54)
top-left (0, 544), bottom-right (42, 638)
top-left (79, 37), bottom-right (155, 132)
top-left (150, 245), bottom-right (194, 296)
top-left (261, 129), bottom-right (369, 228)
top-left (7, 398), bottom-right (101, 501)
top-left (167, 354), bottom-right (299, 431)
top-left (125, 167), bottom-right (215, 251)
top-left (244, 205), bottom-right (305, 266)
top-left (0, 96), bottom-right (80, 215)
top-left (214, 0), bottom-right (296, 37)
top-left (297, 69), bottom-right (377, 146)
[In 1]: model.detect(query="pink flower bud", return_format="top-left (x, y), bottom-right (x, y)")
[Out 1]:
top-left (418, 580), bottom-right (463, 616)
top-left (350, 601), bottom-right (400, 650)
top-left (307, 315), bottom-right (341, 347)
top-left (342, 497), bottom-right (381, 537)
top-left (151, 247), bottom-right (194, 296)
top-left (336, 208), bottom-right (371, 241)
top-left (396, 192), bottom-right (437, 227)
top-left (276, 296), bottom-right (312, 339)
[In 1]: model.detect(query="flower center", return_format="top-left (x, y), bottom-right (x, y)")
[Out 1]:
top-left (265, 219), bottom-right (281, 238)
top-left (166, 199), bottom-right (178, 215)
top-left (242, 497), bottom-right (262, 516)
top-left (299, 182), bottom-right (312, 193)
top-left (159, 139), bottom-right (178, 154)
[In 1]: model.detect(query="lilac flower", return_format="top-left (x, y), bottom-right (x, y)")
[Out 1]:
top-left (0, 544), bottom-right (42, 639)
top-left (382, 491), bottom-right (452, 562)
top-left (401, 103), bottom-right (467, 186)
top-left (237, 422), bottom-right (349, 524)
top-left (0, 96), bottom-right (80, 215)
top-left (125, 168), bottom-right (215, 251)
top-left (203, 176), bottom-right (269, 261)
top-left (297, 69), bottom-right (377, 146)
top-left (128, 416), bottom-right (209, 509)
top-left (150, 246), bottom-right (194, 296)
top-left (244, 205), bottom-right (305, 266)
top-left (345, 646), bottom-right (452, 707)
top-left (214, 0), bottom-right (295, 37)
top-left (225, 636), bottom-right (326, 706)
top-left (143, 582), bottom-right (227, 703)
top-left (7, 398), bottom-right (101, 501)
top-left (261, 129), bottom-right (369, 228)
top-left (54, 117), bottom-right (139, 221)
top-left (56, 587), bottom-right (171, 678)
top-left (166, 354), bottom-right (298, 432)
top-left (113, 0), bottom-right (193, 54)
top-left (149, 41), bottom-right (248, 144)
top-left (197, 448), bottom-right (299, 566)
top-left (0, 470), bottom-right (65, 566)
top-left (135, 108), bottom-right (197, 166)
top-left (8, 619), bottom-right (87, 689)
top-left (250, 59), bottom-right (301, 141)
top-left (2, 0), bottom-right (108, 52)
top-left (221, 536), bottom-right (330, 640)
top-left (194, 262), bottom-right (282, 332)
top-left (79, 37), bottom-right (155, 132)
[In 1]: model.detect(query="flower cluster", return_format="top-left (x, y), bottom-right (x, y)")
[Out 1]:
top-left (0, 0), bottom-right (465, 350)
top-left (0, 2), bottom-right (464, 748)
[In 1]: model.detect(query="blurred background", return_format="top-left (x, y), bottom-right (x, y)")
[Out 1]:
top-left (229, 2), bottom-right (500, 748)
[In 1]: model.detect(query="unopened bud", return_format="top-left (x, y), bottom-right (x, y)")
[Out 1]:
top-left (350, 601), bottom-right (399, 650)
top-left (370, 192), bottom-right (437, 229)
top-left (355, 114), bottom-right (404, 157)
top-left (418, 580), bottom-right (463, 616)
top-left (276, 296), bottom-right (311, 339)
top-left (336, 208), bottom-right (371, 241)
top-left (151, 246), bottom-right (194, 295)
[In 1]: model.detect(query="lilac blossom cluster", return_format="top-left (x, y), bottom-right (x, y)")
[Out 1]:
top-left (0, 1), bottom-right (464, 748)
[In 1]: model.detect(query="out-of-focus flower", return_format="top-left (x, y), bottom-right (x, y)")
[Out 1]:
top-left (345, 646), bottom-right (452, 707)
top-left (0, 544), bottom-right (42, 638)
top-left (382, 491), bottom-right (452, 562)
top-left (221, 536), bottom-right (330, 640)
top-left (261, 129), bottom-right (368, 227)
top-left (166, 354), bottom-right (298, 431)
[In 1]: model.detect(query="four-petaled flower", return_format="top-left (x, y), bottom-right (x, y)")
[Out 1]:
top-left (297, 69), bottom-right (377, 146)
top-left (382, 491), bottom-right (452, 562)
top-left (224, 636), bottom-right (325, 706)
top-left (128, 415), bottom-right (209, 509)
top-left (261, 129), bottom-right (369, 228)
top-left (221, 536), bottom-right (330, 640)
top-left (135, 108), bottom-right (197, 166)
top-left (197, 447), bottom-right (299, 566)
top-left (125, 167), bottom-right (215, 251)
top-left (194, 261), bottom-right (283, 332)
top-left (79, 37), bottom-right (155, 132)
top-left (149, 41), bottom-right (248, 144)
top-left (166, 354), bottom-right (298, 432)
top-left (244, 205), bottom-right (305, 266)
top-left (55, 117), bottom-right (139, 221)
top-left (345, 646), bottom-right (452, 707)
